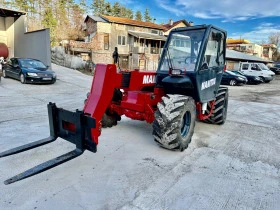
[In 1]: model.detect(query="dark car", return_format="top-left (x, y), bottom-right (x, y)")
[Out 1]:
top-left (270, 64), bottom-right (280, 75)
top-left (221, 70), bottom-right (247, 86)
top-left (232, 70), bottom-right (262, 85)
top-left (2, 58), bottom-right (56, 84)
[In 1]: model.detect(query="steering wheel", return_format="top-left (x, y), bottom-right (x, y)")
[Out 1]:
top-left (185, 56), bottom-right (197, 64)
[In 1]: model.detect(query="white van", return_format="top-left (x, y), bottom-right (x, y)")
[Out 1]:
top-left (239, 62), bottom-right (275, 83)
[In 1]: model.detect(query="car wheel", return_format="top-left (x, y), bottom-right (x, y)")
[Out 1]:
top-left (20, 73), bottom-right (26, 84)
top-left (229, 79), bottom-right (237, 86)
top-left (3, 69), bottom-right (7, 78)
top-left (259, 77), bottom-right (265, 83)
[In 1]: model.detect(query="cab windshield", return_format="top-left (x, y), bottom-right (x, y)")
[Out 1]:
top-left (158, 29), bottom-right (206, 72)
top-left (258, 63), bottom-right (269, 70)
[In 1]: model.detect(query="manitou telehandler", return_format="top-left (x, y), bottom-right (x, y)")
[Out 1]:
top-left (0, 25), bottom-right (228, 184)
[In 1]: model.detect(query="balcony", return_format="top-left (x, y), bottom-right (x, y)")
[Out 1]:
top-left (130, 46), bottom-right (163, 54)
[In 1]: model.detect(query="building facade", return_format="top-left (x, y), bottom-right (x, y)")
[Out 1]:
top-left (69, 15), bottom-right (167, 71)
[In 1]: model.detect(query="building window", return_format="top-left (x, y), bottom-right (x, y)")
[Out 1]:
top-left (104, 33), bottom-right (109, 50)
top-left (151, 29), bottom-right (159, 34)
top-left (242, 64), bottom-right (249, 70)
top-left (118, 35), bottom-right (126, 46)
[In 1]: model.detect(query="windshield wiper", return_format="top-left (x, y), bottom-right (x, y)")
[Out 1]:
top-left (166, 47), bottom-right (174, 71)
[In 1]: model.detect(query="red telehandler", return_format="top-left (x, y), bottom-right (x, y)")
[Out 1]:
top-left (0, 25), bottom-right (228, 184)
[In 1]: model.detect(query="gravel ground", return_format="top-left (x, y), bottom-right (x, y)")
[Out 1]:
top-left (0, 64), bottom-right (279, 210)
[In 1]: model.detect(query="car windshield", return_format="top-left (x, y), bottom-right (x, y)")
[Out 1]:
top-left (232, 71), bottom-right (243, 76)
top-left (226, 71), bottom-right (237, 76)
top-left (158, 29), bottom-right (205, 72)
top-left (19, 59), bottom-right (47, 69)
top-left (258, 63), bottom-right (269, 70)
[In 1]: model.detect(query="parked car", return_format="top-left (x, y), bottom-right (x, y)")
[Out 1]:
top-left (221, 70), bottom-right (247, 86)
top-left (2, 58), bottom-right (56, 84)
top-left (239, 62), bottom-right (275, 83)
top-left (232, 70), bottom-right (263, 85)
top-left (270, 64), bottom-right (280, 75)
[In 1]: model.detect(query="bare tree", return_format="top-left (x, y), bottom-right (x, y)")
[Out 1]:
top-left (269, 32), bottom-right (280, 61)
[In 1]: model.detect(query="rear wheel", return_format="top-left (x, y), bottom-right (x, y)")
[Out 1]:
top-left (229, 79), bottom-right (236, 86)
top-left (153, 94), bottom-right (196, 151)
top-left (203, 87), bottom-right (228, 125)
top-left (20, 73), bottom-right (26, 84)
top-left (101, 89), bottom-right (122, 128)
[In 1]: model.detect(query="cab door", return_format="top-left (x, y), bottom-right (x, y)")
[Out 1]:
top-left (240, 63), bottom-right (253, 76)
top-left (250, 64), bottom-right (261, 77)
top-left (197, 29), bottom-right (226, 102)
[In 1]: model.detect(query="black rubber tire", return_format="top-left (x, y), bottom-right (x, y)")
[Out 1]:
top-left (153, 94), bottom-right (196, 151)
top-left (20, 73), bottom-right (26, 84)
top-left (101, 88), bottom-right (122, 128)
top-left (229, 79), bottom-right (237, 86)
top-left (259, 77), bottom-right (265, 83)
top-left (203, 87), bottom-right (228, 125)
top-left (101, 112), bottom-right (121, 128)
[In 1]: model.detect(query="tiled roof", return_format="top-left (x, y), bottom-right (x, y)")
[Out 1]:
top-left (100, 15), bottom-right (165, 30)
top-left (163, 20), bottom-right (190, 32)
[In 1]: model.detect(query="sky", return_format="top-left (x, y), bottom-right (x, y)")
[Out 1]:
top-left (102, 0), bottom-right (280, 44)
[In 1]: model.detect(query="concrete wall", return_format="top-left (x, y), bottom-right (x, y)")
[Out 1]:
top-left (0, 17), bottom-right (15, 58)
top-left (14, 16), bottom-right (51, 67)
top-left (5, 17), bottom-right (15, 58)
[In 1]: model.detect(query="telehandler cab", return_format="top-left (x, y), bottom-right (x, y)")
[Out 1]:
top-left (0, 25), bottom-right (228, 184)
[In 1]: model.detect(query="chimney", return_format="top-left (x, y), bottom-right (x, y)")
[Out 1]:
top-left (189, 21), bottom-right (194, 26)
top-left (169, 19), bottom-right (173, 25)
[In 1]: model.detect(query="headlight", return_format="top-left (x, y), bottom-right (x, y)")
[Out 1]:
top-left (27, 72), bottom-right (38, 76)
top-left (237, 77), bottom-right (244, 80)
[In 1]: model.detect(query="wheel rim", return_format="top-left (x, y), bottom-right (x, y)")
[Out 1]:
top-left (20, 74), bottom-right (24, 83)
top-left (181, 111), bottom-right (191, 137)
top-left (230, 80), bottom-right (236, 86)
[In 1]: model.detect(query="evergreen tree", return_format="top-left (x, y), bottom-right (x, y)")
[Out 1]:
top-left (91, 0), bottom-right (105, 15)
top-left (125, 8), bottom-right (133, 19)
top-left (42, 8), bottom-right (57, 45)
top-left (112, 2), bottom-right (121, 17)
top-left (135, 10), bottom-right (142, 21)
top-left (104, 2), bottom-right (112, 15)
top-left (79, 0), bottom-right (88, 14)
top-left (144, 7), bottom-right (152, 22)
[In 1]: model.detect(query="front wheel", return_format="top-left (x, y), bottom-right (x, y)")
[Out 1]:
top-left (20, 73), bottom-right (26, 84)
top-left (3, 69), bottom-right (7, 78)
top-left (229, 79), bottom-right (237, 86)
top-left (153, 94), bottom-right (196, 151)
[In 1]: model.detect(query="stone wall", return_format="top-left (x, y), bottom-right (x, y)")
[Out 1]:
top-left (51, 46), bottom-right (86, 69)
